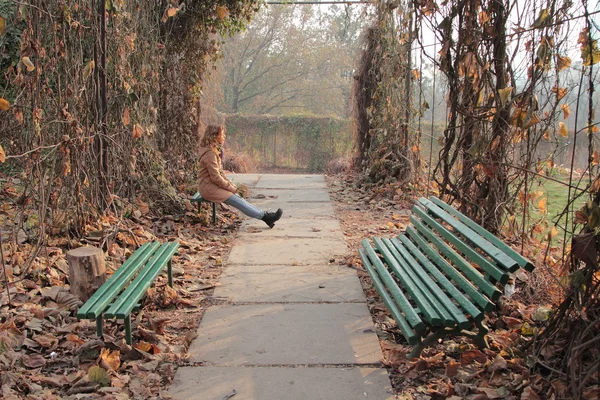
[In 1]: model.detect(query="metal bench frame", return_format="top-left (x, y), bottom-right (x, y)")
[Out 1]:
top-left (190, 192), bottom-right (217, 225)
top-left (77, 241), bottom-right (179, 344)
top-left (359, 196), bottom-right (534, 358)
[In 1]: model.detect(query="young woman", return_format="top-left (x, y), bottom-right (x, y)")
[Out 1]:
top-left (197, 124), bottom-right (283, 228)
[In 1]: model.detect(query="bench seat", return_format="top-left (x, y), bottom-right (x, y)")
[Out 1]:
top-left (359, 196), bottom-right (534, 357)
top-left (77, 241), bottom-right (179, 344)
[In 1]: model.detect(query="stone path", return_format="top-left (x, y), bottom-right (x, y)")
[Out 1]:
top-left (169, 174), bottom-right (394, 400)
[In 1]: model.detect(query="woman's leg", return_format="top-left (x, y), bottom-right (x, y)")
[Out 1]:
top-left (224, 194), bottom-right (265, 219)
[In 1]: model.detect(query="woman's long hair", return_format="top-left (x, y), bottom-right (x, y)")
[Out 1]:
top-left (200, 124), bottom-right (223, 152)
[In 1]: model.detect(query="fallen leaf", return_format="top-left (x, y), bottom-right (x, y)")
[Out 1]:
top-left (100, 348), bottom-right (121, 371)
top-left (0, 145), bottom-right (5, 163)
top-left (88, 365), bottom-right (111, 386)
top-left (487, 354), bottom-right (508, 372)
top-left (22, 353), bottom-right (47, 368)
top-left (521, 386), bottom-right (542, 400)
top-left (0, 16), bottom-right (5, 36)
top-left (461, 349), bottom-right (487, 365)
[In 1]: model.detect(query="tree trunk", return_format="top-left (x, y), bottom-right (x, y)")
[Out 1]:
top-left (67, 246), bottom-right (106, 302)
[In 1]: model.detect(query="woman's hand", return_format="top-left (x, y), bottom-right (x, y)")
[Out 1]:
top-left (237, 184), bottom-right (249, 197)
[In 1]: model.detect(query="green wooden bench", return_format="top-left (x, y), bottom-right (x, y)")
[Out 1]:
top-left (359, 196), bottom-right (534, 358)
top-left (190, 192), bottom-right (217, 225)
top-left (77, 241), bottom-right (179, 344)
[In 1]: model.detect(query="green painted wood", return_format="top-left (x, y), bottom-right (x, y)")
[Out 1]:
top-left (384, 237), bottom-right (464, 328)
top-left (77, 242), bottom-right (160, 319)
top-left (373, 237), bottom-right (444, 326)
top-left (359, 248), bottom-right (420, 344)
top-left (429, 196), bottom-right (535, 272)
top-left (405, 225), bottom-right (495, 313)
top-left (396, 233), bottom-right (484, 322)
top-left (418, 197), bottom-right (518, 273)
top-left (361, 240), bottom-right (426, 333)
top-left (410, 216), bottom-right (502, 301)
top-left (412, 206), bottom-right (509, 285)
top-left (105, 242), bottom-right (180, 319)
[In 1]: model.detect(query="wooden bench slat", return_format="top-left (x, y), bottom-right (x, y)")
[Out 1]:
top-left (359, 248), bottom-right (420, 344)
top-left (405, 226), bottom-right (495, 313)
top-left (373, 237), bottom-right (446, 326)
top-left (105, 242), bottom-right (179, 319)
top-left (411, 216), bottom-right (502, 301)
top-left (385, 237), bottom-right (470, 329)
top-left (76, 242), bottom-right (161, 319)
top-left (429, 196), bottom-right (535, 272)
top-left (396, 234), bottom-right (484, 323)
top-left (361, 240), bottom-right (426, 333)
top-left (419, 197), bottom-right (519, 273)
top-left (412, 207), bottom-right (509, 285)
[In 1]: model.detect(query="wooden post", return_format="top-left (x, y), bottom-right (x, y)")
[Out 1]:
top-left (67, 246), bottom-right (106, 302)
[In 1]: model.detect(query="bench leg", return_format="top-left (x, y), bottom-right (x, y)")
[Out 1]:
top-left (211, 202), bottom-right (217, 225)
top-left (96, 316), bottom-right (104, 338)
top-left (125, 315), bottom-right (132, 345)
top-left (167, 259), bottom-right (173, 288)
top-left (196, 201), bottom-right (201, 214)
top-left (473, 319), bottom-right (490, 349)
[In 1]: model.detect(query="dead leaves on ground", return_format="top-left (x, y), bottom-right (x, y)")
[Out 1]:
top-left (0, 176), bottom-right (239, 398)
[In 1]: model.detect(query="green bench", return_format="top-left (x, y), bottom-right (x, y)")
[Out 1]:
top-left (190, 192), bottom-right (217, 225)
top-left (359, 196), bottom-right (534, 358)
top-left (77, 241), bottom-right (179, 344)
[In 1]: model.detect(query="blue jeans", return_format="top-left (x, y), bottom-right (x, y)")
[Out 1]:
top-left (224, 194), bottom-right (265, 220)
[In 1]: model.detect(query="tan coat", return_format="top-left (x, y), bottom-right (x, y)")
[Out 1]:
top-left (197, 146), bottom-right (237, 203)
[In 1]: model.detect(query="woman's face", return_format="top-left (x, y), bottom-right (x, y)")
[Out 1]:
top-left (218, 130), bottom-right (226, 145)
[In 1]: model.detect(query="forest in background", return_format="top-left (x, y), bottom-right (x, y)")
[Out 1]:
top-left (1, 0), bottom-right (600, 398)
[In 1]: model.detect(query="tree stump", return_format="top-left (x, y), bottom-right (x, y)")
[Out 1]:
top-left (67, 246), bottom-right (106, 302)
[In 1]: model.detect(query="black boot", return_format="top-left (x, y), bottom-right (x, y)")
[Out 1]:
top-left (262, 208), bottom-right (283, 228)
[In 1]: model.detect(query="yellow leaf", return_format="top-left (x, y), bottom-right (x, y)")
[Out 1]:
top-left (593, 150), bottom-right (600, 166)
top-left (531, 8), bottom-right (551, 29)
top-left (549, 226), bottom-right (558, 238)
top-left (552, 86), bottom-right (567, 101)
top-left (0, 98), bottom-right (10, 111)
top-left (216, 5), bottom-right (229, 20)
top-left (100, 348), bottom-right (121, 371)
top-left (0, 145), bottom-right (5, 163)
top-left (135, 341), bottom-right (153, 353)
top-left (538, 198), bottom-right (547, 213)
top-left (167, 7), bottom-right (178, 17)
top-left (133, 124), bottom-right (143, 139)
top-left (122, 107), bottom-right (130, 126)
top-left (88, 366), bottom-right (110, 386)
top-left (412, 69), bottom-right (420, 80)
top-left (498, 87), bottom-right (513, 106)
top-left (21, 56), bottom-right (35, 72)
top-left (556, 55), bottom-right (571, 71)
top-left (581, 39), bottom-right (600, 66)
top-left (0, 16), bottom-right (6, 36)
top-left (558, 122), bottom-right (568, 138)
top-left (590, 125), bottom-right (599, 134)
top-left (543, 130), bottom-right (550, 141)
top-left (82, 60), bottom-right (94, 81)
top-left (561, 104), bottom-right (570, 119)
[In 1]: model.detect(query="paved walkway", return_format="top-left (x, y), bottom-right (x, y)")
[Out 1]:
top-left (169, 174), bottom-right (394, 399)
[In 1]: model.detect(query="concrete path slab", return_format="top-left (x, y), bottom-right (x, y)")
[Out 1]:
top-left (187, 303), bottom-right (382, 365)
top-left (248, 188), bottom-right (332, 202)
top-left (227, 236), bottom-right (349, 265)
top-left (254, 174), bottom-right (327, 189)
top-left (220, 263), bottom-right (353, 276)
top-left (169, 366), bottom-right (394, 400)
top-left (253, 199), bottom-right (336, 219)
top-left (239, 218), bottom-right (344, 238)
top-left (215, 265), bottom-right (365, 303)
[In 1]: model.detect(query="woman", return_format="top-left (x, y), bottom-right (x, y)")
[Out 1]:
top-left (197, 124), bottom-right (283, 228)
